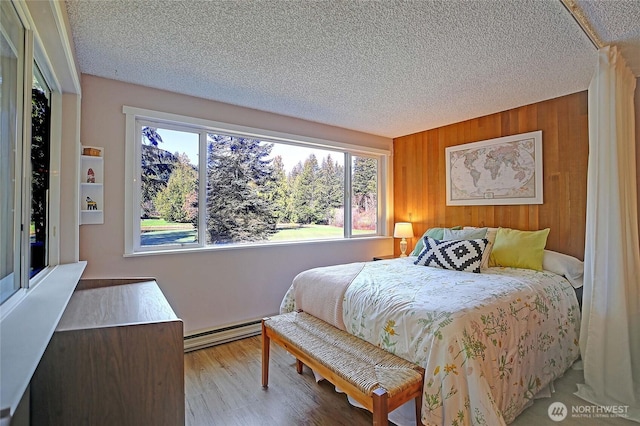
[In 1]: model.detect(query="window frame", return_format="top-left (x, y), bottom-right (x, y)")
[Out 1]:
top-left (123, 106), bottom-right (390, 255)
top-left (349, 153), bottom-right (382, 237)
top-left (1, 1), bottom-right (81, 421)
top-left (133, 119), bottom-right (204, 253)
top-left (1, 0), bottom-right (27, 306)
top-left (1, 0), bottom-right (62, 309)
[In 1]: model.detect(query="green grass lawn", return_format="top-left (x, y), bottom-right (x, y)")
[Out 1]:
top-left (140, 220), bottom-right (375, 246)
top-left (141, 218), bottom-right (193, 230)
top-left (270, 224), bottom-right (373, 241)
top-left (270, 224), bottom-right (342, 241)
top-left (141, 218), bottom-right (170, 227)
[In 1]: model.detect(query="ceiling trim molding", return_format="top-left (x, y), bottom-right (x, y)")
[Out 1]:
top-left (17, 0), bottom-right (82, 94)
top-left (50, 0), bottom-right (81, 93)
top-left (560, 0), bottom-right (604, 50)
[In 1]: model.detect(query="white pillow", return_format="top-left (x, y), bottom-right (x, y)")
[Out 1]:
top-left (542, 250), bottom-right (584, 288)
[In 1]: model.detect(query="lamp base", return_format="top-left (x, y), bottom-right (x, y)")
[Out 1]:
top-left (399, 238), bottom-right (408, 257)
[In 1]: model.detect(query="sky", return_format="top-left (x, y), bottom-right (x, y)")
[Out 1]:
top-left (154, 128), bottom-right (344, 173)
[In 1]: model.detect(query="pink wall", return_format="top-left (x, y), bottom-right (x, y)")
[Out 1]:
top-left (78, 75), bottom-right (393, 334)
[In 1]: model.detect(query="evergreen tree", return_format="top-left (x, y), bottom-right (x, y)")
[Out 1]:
top-left (154, 154), bottom-right (197, 223)
top-left (289, 161), bottom-right (304, 179)
top-left (315, 155), bottom-right (344, 224)
top-left (31, 88), bottom-right (50, 256)
top-left (183, 191), bottom-right (198, 227)
top-left (140, 127), bottom-right (178, 218)
top-left (352, 157), bottom-right (377, 212)
top-left (206, 134), bottom-right (277, 243)
top-left (285, 161), bottom-right (303, 223)
top-left (264, 155), bottom-right (290, 223)
top-left (290, 154), bottom-right (319, 224)
top-left (142, 127), bottom-right (163, 146)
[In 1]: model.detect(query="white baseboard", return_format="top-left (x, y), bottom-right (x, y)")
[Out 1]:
top-left (183, 319), bottom-right (264, 352)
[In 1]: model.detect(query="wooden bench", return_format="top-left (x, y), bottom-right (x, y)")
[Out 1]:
top-left (262, 311), bottom-right (425, 426)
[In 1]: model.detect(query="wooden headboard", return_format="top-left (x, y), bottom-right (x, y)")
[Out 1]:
top-left (393, 91), bottom-right (588, 260)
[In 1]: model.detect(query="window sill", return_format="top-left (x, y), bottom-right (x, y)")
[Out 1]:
top-left (0, 261), bottom-right (86, 421)
top-left (124, 235), bottom-right (392, 257)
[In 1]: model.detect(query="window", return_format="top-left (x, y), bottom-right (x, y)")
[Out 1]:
top-left (124, 107), bottom-right (388, 254)
top-left (139, 125), bottom-right (199, 247)
top-left (0, 0), bottom-right (24, 303)
top-left (1, 1), bottom-right (55, 305)
top-left (0, 1), bottom-right (76, 420)
top-left (351, 156), bottom-right (378, 235)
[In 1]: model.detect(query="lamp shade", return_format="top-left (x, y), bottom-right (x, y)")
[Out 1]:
top-left (393, 222), bottom-right (414, 239)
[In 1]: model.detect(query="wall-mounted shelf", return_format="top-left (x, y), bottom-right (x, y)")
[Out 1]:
top-left (80, 146), bottom-right (104, 225)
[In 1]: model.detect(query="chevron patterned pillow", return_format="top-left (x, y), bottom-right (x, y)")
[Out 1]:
top-left (414, 236), bottom-right (489, 273)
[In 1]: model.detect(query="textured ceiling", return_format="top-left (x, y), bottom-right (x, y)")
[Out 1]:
top-left (574, 0), bottom-right (640, 74)
top-left (64, 0), bottom-right (640, 138)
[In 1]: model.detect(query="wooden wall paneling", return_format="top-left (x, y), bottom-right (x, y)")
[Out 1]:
top-left (636, 80), bottom-right (640, 239)
top-left (434, 129), bottom-right (446, 225)
top-left (419, 132), bottom-right (432, 253)
top-left (415, 132), bottom-right (425, 252)
top-left (394, 136), bottom-right (408, 221)
top-left (539, 97), bottom-right (559, 251)
top-left (528, 204), bottom-right (540, 233)
top-left (500, 109), bottom-right (511, 135)
top-left (393, 134), bottom-right (409, 256)
top-left (461, 114), bottom-right (475, 227)
top-left (555, 97), bottom-right (572, 254)
top-left (393, 92), bottom-right (589, 259)
top-left (440, 125), bottom-right (458, 226)
top-left (410, 132), bottom-right (424, 225)
top-left (431, 130), bottom-right (443, 226)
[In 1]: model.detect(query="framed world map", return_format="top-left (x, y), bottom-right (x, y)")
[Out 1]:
top-left (445, 131), bottom-right (543, 206)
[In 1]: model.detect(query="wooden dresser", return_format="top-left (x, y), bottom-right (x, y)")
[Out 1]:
top-left (31, 279), bottom-right (184, 426)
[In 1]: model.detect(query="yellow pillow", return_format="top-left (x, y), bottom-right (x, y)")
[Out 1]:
top-left (489, 227), bottom-right (550, 271)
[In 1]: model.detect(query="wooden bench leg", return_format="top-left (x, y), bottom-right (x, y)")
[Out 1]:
top-left (296, 359), bottom-right (303, 374)
top-left (261, 319), bottom-right (270, 388)
top-left (415, 394), bottom-right (422, 426)
top-left (372, 388), bottom-right (389, 426)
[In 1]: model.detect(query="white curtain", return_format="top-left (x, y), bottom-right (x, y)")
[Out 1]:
top-left (578, 45), bottom-right (640, 422)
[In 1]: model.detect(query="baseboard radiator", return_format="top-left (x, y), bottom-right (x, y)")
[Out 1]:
top-left (183, 317), bottom-right (268, 352)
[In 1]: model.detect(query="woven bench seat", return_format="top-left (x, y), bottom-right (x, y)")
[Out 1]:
top-left (262, 311), bottom-right (425, 426)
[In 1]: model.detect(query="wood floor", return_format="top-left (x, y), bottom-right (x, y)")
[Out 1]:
top-left (185, 336), bottom-right (633, 426)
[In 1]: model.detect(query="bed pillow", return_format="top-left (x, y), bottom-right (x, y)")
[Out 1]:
top-left (463, 227), bottom-right (499, 269)
top-left (543, 249), bottom-right (584, 288)
top-left (481, 228), bottom-right (498, 269)
top-left (489, 227), bottom-right (550, 271)
top-left (443, 227), bottom-right (488, 241)
top-left (410, 226), bottom-right (462, 256)
top-left (414, 236), bottom-right (489, 273)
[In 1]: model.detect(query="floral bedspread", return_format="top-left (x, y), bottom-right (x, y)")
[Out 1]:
top-left (281, 257), bottom-right (580, 425)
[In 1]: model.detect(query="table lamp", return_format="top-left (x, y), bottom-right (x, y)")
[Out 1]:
top-left (393, 222), bottom-right (414, 257)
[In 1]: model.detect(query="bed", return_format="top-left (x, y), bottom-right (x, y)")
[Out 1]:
top-left (279, 228), bottom-right (582, 426)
